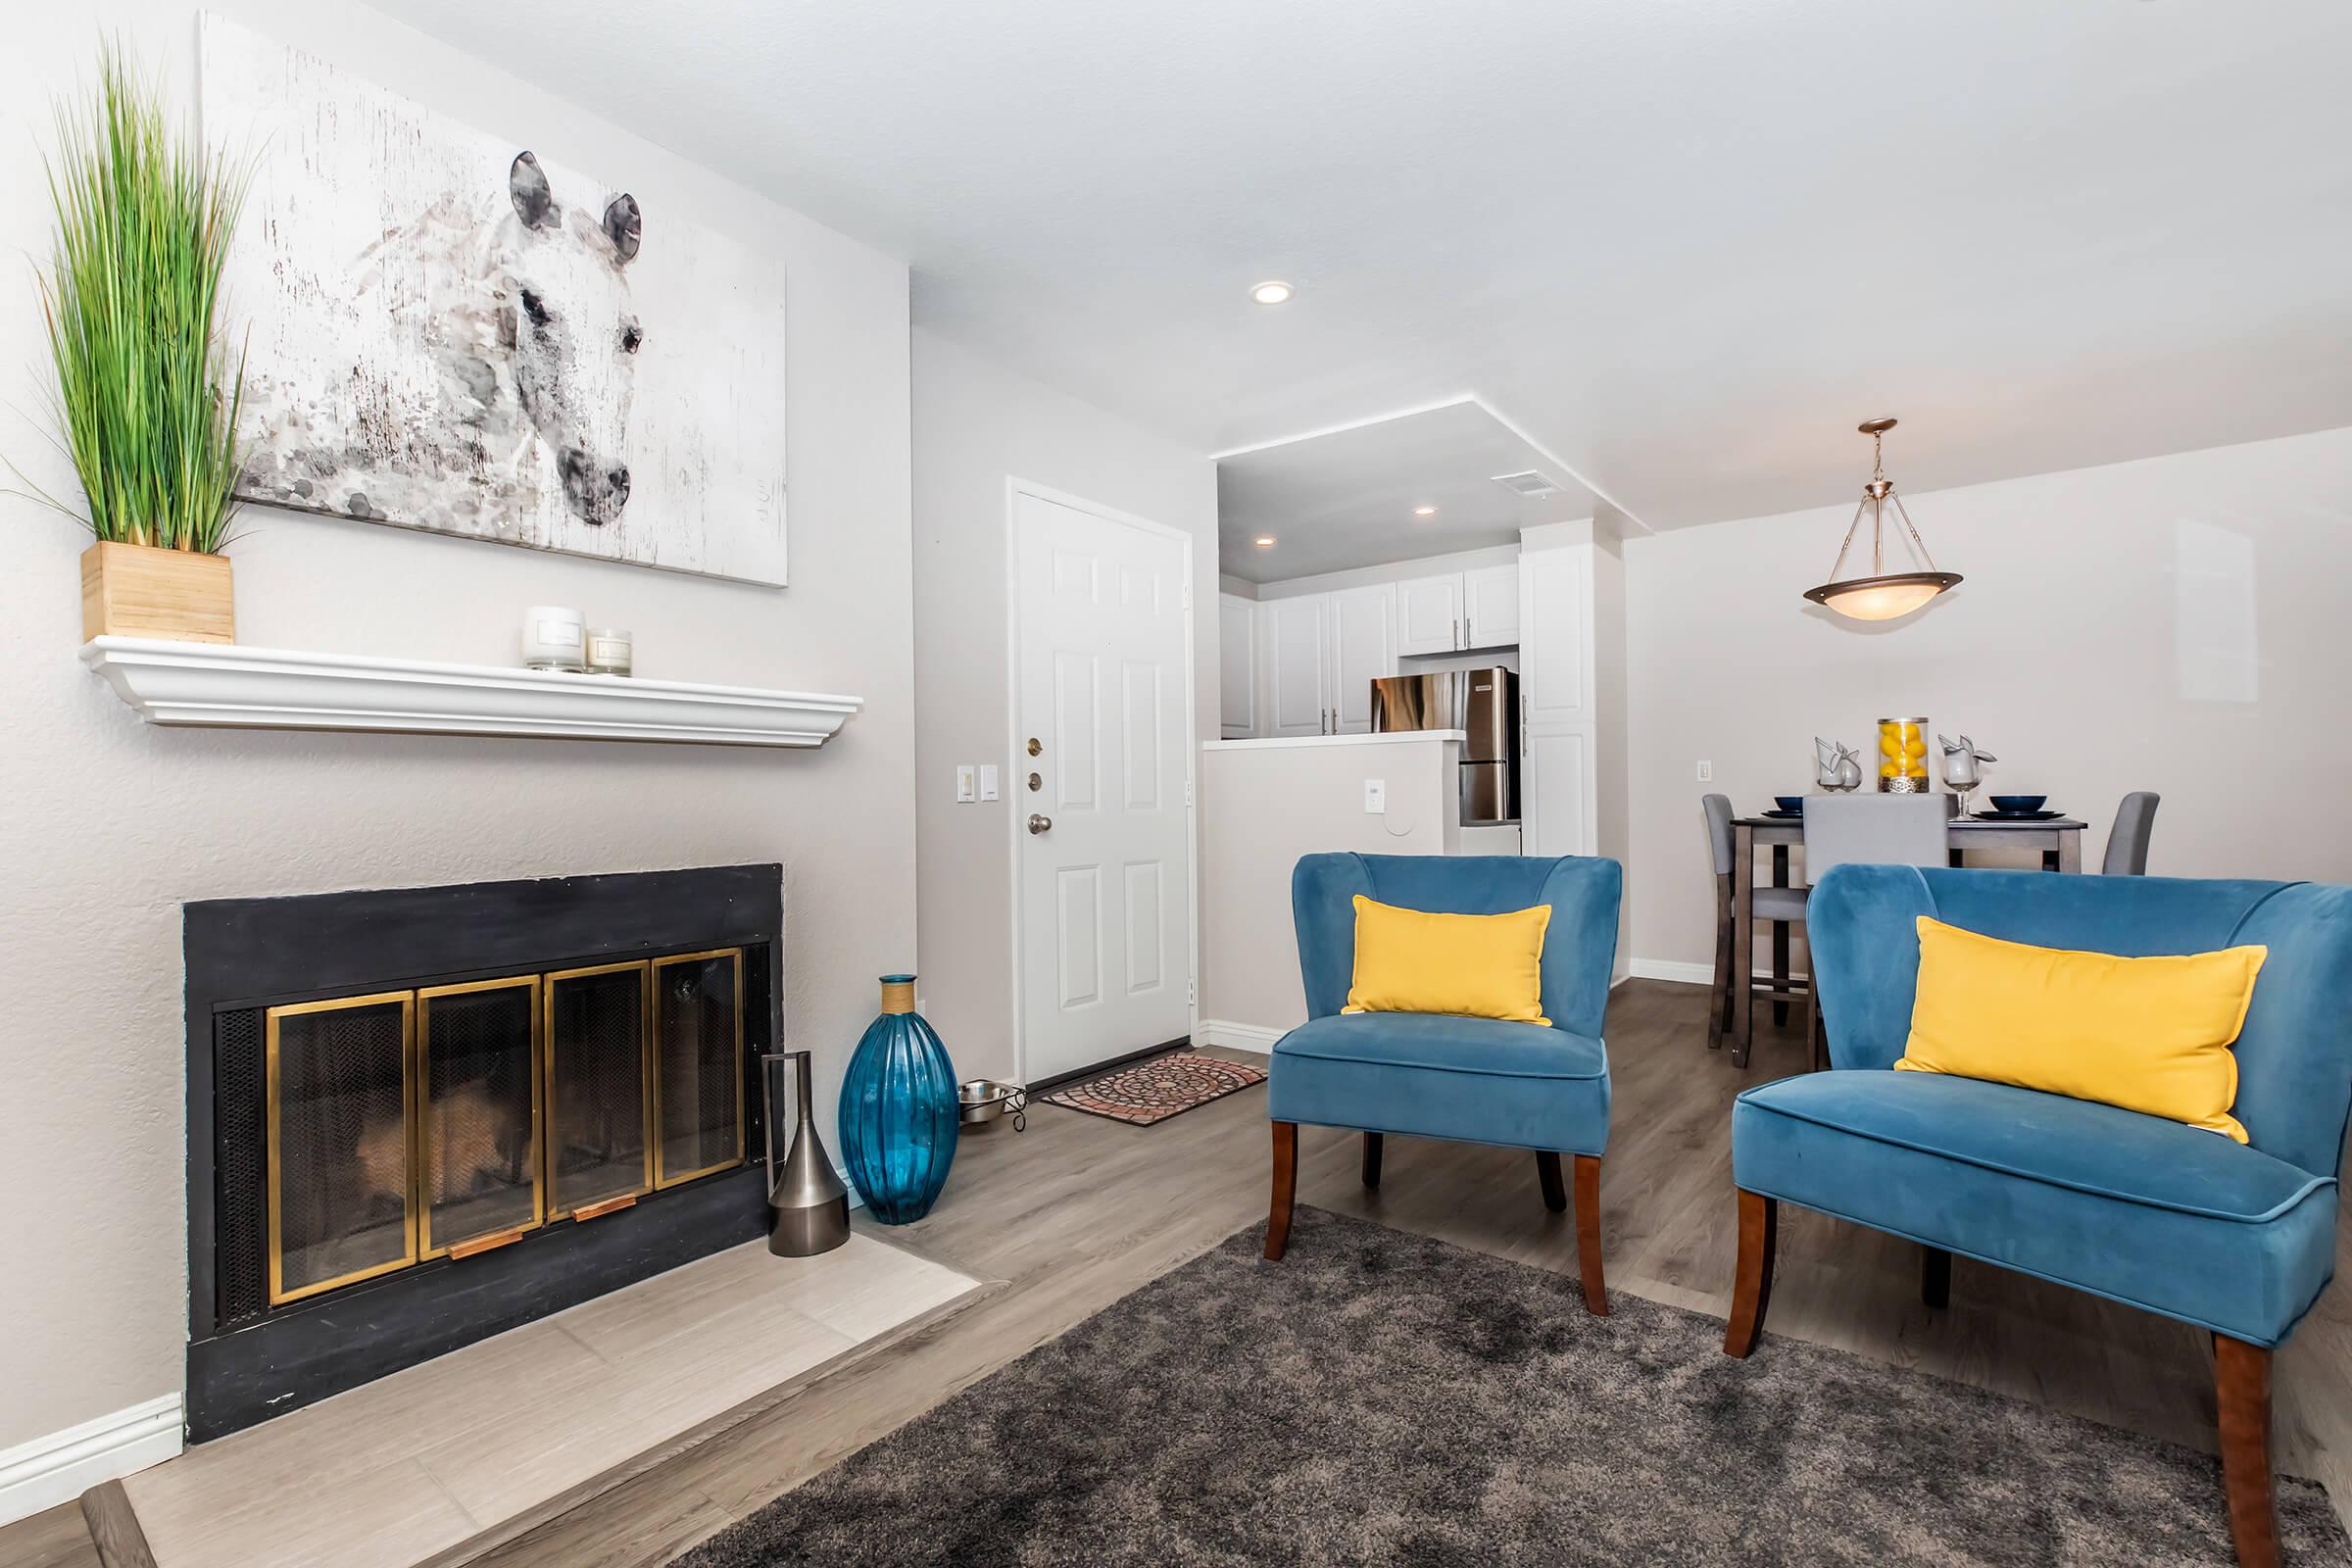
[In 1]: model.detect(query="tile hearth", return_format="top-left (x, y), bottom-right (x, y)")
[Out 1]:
top-left (118, 1233), bottom-right (980, 1568)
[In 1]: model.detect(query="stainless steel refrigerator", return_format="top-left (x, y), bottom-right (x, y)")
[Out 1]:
top-left (1369, 668), bottom-right (1520, 825)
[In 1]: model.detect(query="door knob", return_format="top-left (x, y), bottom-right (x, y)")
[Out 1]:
top-left (1027, 813), bottom-right (1054, 835)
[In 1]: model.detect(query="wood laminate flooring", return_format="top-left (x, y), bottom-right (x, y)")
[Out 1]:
top-left (9, 979), bottom-right (2348, 1568)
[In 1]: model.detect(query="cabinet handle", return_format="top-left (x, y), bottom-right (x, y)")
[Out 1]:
top-left (1453, 616), bottom-right (1461, 650)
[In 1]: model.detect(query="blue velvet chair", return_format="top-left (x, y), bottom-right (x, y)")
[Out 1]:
top-left (1725, 865), bottom-right (2352, 1568)
top-left (1263, 853), bottom-right (1623, 1314)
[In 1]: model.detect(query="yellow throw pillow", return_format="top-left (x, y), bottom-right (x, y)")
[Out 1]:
top-left (1895, 915), bottom-right (2267, 1141)
top-left (1344, 895), bottom-right (1551, 1025)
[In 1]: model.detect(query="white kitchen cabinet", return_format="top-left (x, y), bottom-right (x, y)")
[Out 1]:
top-left (1262, 595), bottom-right (1330, 736)
top-left (1395, 564), bottom-right (1519, 653)
top-left (1396, 573), bottom-right (1464, 657)
top-left (1519, 543), bottom-right (1590, 855)
top-left (1329, 583), bottom-right (1396, 732)
top-left (1463, 563), bottom-right (1521, 648)
top-left (1218, 593), bottom-right (1257, 738)
top-left (1254, 583), bottom-right (1398, 735)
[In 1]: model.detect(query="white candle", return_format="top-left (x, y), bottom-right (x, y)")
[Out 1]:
top-left (586, 627), bottom-right (633, 676)
top-left (521, 605), bottom-right (586, 670)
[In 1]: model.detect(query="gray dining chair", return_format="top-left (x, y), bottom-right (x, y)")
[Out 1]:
top-left (2103, 791), bottom-right (2160, 875)
top-left (1796, 794), bottom-right (1952, 1069)
top-left (1703, 794), bottom-right (1809, 1051)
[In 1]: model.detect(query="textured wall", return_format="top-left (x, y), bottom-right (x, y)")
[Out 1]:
top-left (1198, 736), bottom-right (1459, 1034)
top-left (1, 1), bottom-right (913, 1451)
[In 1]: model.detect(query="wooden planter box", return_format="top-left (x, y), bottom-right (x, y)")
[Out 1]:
top-left (80, 541), bottom-right (235, 644)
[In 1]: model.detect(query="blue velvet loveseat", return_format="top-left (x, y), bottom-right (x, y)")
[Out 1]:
top-left (1724, 865), bottom-right (2352, 1568)
top-left (1262, 853), bottom-right (1622, 1314)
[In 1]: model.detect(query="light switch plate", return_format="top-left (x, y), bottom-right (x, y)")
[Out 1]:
top-left (1363, 778), bottom-right (1386, 813)
top-left (955, 764), bottom-right (978, 803)
top-left (978, 764), bottom-right (1000, 802)
top-left (1695, 760), bottom-right (1713, 782)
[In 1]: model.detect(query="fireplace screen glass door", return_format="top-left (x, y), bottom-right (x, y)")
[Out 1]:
top-left (268, 992), bottom-right (416, 1303)
top-left (547, 962), bottom-right (653, 1216)
top-left (654, 949), bottom-right (745, 1186)
top-left (418, 978), bottom-right (542, 1255)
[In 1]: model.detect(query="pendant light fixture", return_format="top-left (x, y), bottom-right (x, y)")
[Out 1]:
top-left (1803, 417), bottom-right (1962, 621)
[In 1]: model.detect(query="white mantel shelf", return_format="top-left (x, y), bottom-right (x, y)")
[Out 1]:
top-left (80, 637), bottom-right (863, 748)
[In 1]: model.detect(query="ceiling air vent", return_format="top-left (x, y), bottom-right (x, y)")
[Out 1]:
top-left (1491, 469), bottom-right (1561, 499)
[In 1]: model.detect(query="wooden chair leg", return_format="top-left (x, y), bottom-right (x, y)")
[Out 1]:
top-left (1361, 1131), bottom-right (1383, 1190)
top-left (2215, 1336), bottom-right (2279, 1568)
top-left (1573, 1154), bottom-right (1607, 1315)
top-left (1264, 1121), bottom-right (1298, 1261)
top-left (1723, 1189), bottom-right (1777, 1357)
top-left (1922, 1246), bottom-right (1951, 1309)
top-left (1536, 1150), bottom-right (1567, 1212)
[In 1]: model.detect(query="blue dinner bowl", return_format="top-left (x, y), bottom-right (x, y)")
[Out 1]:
top-left (1774, 796), bottom-right (1806, 814)
top-left (1988, 794), bottom-right (2047, 814)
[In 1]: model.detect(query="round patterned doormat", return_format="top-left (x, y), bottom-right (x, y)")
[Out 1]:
top-left (1040, 1051), bottom-right (1267, 1126)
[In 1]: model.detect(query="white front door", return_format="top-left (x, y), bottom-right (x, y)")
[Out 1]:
top-left (1014, 490), bottom-right (1194, 1084)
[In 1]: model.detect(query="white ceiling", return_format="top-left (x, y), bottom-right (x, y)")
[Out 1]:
top-left (371, 0), bottom-right (2352, 530)
top-left (1217, 400), bottom-right (1600, 583)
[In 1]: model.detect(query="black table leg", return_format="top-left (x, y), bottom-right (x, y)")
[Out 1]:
top-left (1771, 846), bottom-right (1790, 1026)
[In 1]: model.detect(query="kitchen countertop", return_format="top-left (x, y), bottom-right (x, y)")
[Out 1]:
top-left (1201, 729), bottom-right (1466, 751)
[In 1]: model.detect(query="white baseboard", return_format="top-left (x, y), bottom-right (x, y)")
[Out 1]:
top-left (0, 1393), bottom-right (181, 1526)
top-left (1626, 956), bottom-right (1717, 986)
top-left (1195, 1018), bottom-right (1283, 1052)
top-left (1626, 957), bottom-right (1815, 988)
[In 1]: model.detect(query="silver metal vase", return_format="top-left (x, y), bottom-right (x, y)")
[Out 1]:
top-left (760, 1050), bottom-right (851, 1257)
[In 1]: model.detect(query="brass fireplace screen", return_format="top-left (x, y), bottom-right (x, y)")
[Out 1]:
top-left (266, 950), bottom-right (745, 1305)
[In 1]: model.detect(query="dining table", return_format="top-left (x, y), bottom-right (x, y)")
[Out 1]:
top-left (1727, 808), bottom-right (2088, 1067)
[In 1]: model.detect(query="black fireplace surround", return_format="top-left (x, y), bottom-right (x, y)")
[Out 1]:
top-left (184, 865), bottom-right (779, 1441)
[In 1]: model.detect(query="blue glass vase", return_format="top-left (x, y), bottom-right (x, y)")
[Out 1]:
top-left (837, 974), bottom-right (957, 1224)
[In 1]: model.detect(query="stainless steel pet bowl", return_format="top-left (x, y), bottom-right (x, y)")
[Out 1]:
top-left (957, 1078), bottom-right (1026, 1129)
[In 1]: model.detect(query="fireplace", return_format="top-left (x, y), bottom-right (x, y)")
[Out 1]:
top-left (185, 866), bottom-right (779, 1441)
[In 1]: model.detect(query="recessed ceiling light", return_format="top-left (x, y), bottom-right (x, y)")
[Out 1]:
top-left (1412, 505), bottom-right (1438, 516)
top-left (1254, 535), bottom-right (1277, 548)
top-left (1250, 280), bottom-right (1294, 306)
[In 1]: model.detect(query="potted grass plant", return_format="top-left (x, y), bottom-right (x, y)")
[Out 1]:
top-left (27, 45), bottom-right (248, 644)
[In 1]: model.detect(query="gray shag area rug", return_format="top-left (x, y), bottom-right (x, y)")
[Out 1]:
top-left (673, 1207), bottom-right (2350, 1566)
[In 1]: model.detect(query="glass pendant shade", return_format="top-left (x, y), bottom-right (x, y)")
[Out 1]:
top-left (1808, 574), bottom-right (1954, 621)
top-left (1804, 419), bottom-right (1961, 620)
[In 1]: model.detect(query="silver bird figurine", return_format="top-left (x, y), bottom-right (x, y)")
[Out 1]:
top-left (1815, 737), bottom-right (1864, 792)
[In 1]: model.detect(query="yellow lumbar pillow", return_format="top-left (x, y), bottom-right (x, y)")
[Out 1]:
top-left (1343, 895), bottom-right (1551, 1025)
top-left (1895, 915), bottom-right (2267, 1142)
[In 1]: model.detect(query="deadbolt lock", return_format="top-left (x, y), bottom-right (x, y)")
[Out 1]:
top-left (1027, 772), bottom-right (1043, 792)
top-left (1026, 737), bottom-right (1042, 757)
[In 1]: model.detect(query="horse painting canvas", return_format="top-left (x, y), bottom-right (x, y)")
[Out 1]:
top-left (199, 17), bottom-right (789, 584)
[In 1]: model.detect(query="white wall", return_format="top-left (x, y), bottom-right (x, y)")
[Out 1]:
top-left (0, 0), bottom-right (915, 1477)
top-left (1624, 427), bottom-right (2352, 973)
top-left (1198, 735), bottom-right (1461, 1037)
top-left (909, 329), bottom-right (1216, 1084)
